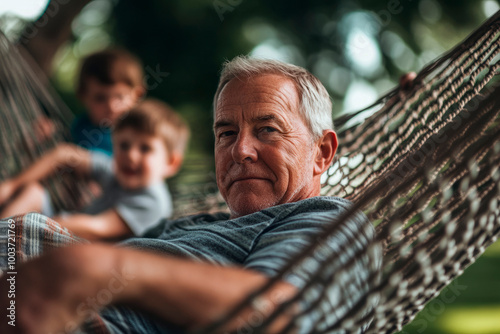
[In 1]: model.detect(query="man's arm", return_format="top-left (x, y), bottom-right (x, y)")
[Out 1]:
top-left (0, 244), bottom-right (296, 334)
top-left (53, 210), bottom-right (133, 241)
top-left (0, 144), bottom-right (91, 204)
top-left (116, 247), bottom-right (296, 331)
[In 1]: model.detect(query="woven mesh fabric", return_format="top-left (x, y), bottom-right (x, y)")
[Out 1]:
top-left (1, 10), bottom-right (500, 333)
top-left (0, 31), bottom-right (91, 212)
top-left (324, 11), bottom-right (500, 333)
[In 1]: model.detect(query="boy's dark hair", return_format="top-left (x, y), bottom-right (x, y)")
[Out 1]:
top-left (77, 49), bottom-right (144, 95)
top-left (113, 98), bottom-right (190, 157)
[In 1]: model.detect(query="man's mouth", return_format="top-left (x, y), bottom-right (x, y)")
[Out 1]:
top-left (231, 177), bottom-right (268, 186)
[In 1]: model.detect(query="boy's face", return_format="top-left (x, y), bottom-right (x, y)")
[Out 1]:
top-left (80, 78), bottom-right (142, 127)
top-left (112, 128), bottom-right (170, 190)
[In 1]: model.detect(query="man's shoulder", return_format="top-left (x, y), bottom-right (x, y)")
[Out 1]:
top-left (262, 196), bottom-right (372, 236)
top-left (153, 196), bottom-right (364, 233)
top-left (186, 197), bottom-right (360, 227)
top-left (266, 196), bottom-right (355, 220)
top-left (295, 196), bottom-right (353, 210)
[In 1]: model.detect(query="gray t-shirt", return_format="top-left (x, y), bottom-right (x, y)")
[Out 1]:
top-left (104, 196), bottom-right (380, 333)
top-left (84, 152), bottom-right (172, 236)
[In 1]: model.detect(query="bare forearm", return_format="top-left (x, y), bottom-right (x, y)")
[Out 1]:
top-left (12, 144), bottom-right (90, 189)
top-left (0, 244), bottom-right (295, 333)
top-left (54, 211), bottom-right (132, 241)
top-left (54, 214), bottom-right (103, 241)
top-left (114, 248), bottom-right (296, 331)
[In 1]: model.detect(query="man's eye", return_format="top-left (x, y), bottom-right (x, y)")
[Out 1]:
top-left (219, 131), bottom-right (236, 138)
top-left (260, 126), bottom-right (277, 133)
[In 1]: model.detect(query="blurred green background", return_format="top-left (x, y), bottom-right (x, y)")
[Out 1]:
top-left (1, 1), bottom-right (499, 332)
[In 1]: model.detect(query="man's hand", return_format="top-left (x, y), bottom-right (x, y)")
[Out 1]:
top-left (399, 72), bottom-right (417, 91)
top-left (0, 244), bottom-right (120, 334)
top-left (0, 244), bottom-right (297, 333)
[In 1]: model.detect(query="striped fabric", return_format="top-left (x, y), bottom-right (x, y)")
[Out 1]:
top-left (0, 213), bottom-right (87, 269)
top-left (0, 196), bottom-right (378, 333)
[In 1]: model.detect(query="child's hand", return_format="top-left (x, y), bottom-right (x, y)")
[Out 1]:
top-left (34, 116), bottom-right (56, 142)
top-left (0, 180), bottom-right (17, 206)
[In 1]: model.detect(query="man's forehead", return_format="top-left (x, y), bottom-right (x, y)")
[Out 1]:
top-left (220, 73), bottom-right (297, 97)
top-left (214, 113), bottom-right (284, 131)
top-left (214, 74), bottom-right (300, 121)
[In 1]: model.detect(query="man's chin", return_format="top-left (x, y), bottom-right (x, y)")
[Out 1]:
top-left (224, 186), bottom-right (278, 217)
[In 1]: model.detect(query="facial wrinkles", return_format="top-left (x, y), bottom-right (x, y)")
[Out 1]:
top-left (216, 75), bottom-right (319, 216)
top-left (222, 130), bottom-right (272, 192)
top-left (216, 92), bottom-right (292, 170)
top-left (256, 81), bottom-right (312, 135)
top-left (279, 126), bottom-right (316, 201)
top-left (292, 139), bottom-right (316, 201)
top-left (217, 78), bottom-right (296, 115)
top-left (233, 121), bottom-right (313, 203)
top-left (225, 115), bottom-right (297, 185)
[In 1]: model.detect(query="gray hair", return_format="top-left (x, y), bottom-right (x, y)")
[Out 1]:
top-left (213, 56), bottom-right (333, 140)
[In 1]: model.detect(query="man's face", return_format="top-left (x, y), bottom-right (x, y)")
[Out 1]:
top-left (214, 74), bottom-right (320, 218)
top-left (113, 128), bottom-right (169, 190)
top-left (81, 78), bottom-right (141, 127)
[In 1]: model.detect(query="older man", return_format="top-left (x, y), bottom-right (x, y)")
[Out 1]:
top-left (0, 56), bottom-right (378, 333)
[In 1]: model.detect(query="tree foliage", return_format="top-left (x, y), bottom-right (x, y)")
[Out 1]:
top-left (2, 0), bottom-right (493, 153)
top-left (107, 0), bottom-right (490, 153)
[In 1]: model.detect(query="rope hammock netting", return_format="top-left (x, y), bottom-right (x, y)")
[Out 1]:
top-left (0, 34), bottom-right (94, 213)
top-left (1, 10), bottom-right (500, 334)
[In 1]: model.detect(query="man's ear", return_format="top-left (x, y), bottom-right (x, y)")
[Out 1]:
top-left (313, 129), bottom-right (338, 176)
top-left (164, 152), bottom-right (184, 178)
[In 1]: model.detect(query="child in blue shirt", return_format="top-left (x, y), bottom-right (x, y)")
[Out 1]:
top-left (71, 49), bottom-right (145, 155)
top-left (0, 99), bottom-right (189, 241)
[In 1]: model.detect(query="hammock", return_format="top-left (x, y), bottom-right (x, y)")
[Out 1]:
top-left (1, 11), bottom-right (500, 334)
top-left (0, 35), bottom-right (93, 212)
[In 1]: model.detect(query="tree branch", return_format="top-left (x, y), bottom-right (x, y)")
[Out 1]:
top-left (18, 0), bottom-right (93, 76)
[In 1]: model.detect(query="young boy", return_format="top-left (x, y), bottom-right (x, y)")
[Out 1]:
top-left (72, 48), bottom-right (145, 155)
top-left (36, 49), bottom-right (145, 155)
top-left (0, 99), bottom-right (189, 241)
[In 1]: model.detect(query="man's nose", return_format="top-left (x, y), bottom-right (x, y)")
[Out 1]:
top-left (232, 131), bottom-right (258, 163)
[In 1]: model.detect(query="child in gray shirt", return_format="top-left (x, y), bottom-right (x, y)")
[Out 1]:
top-left (0, 98), bottom-right (190, 241)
